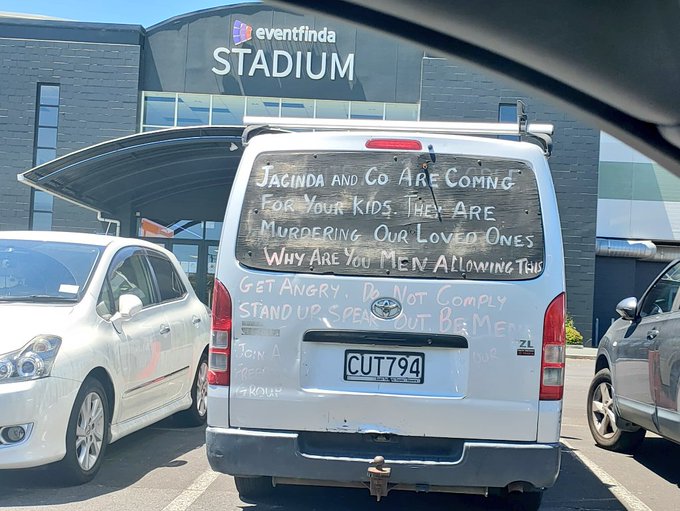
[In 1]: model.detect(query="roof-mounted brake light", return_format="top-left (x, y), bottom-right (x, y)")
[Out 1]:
top-left (365, 139), bottom-right (422, 151)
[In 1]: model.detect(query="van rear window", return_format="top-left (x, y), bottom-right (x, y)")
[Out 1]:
top-left (236, 151), bottom-right (544, 280)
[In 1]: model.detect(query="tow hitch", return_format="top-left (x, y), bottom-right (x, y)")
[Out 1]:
top-left (367, 455), bottom-right (391, 501)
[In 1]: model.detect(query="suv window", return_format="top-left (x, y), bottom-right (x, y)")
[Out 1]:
top-left (108, 253), bottom-right (156, 307)
top-left (147, 253), bottom-right (187, 302)
top-left (236, 151), bottom-right (544, 280)
top-left (640, 262), bottom-right (680, 317)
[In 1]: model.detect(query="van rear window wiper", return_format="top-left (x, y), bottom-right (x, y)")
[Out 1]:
top-left (420, 144), bottom-right (443, 222)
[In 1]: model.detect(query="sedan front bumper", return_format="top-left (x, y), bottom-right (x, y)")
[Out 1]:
top-left (0, 376), bottom-right (80, 469)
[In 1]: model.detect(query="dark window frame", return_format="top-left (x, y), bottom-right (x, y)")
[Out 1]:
top-left (29, 83), bottom-right (60, 231)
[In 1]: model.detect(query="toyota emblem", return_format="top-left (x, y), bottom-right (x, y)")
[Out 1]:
top-left (371, 297), bottom-right (402, 320)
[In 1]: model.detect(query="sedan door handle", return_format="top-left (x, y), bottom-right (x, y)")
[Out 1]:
top-left (647, 329), bottom-right (659, 341)
top-left (192, 315), bottom-right (202, 325)
top-left (159, 324), bottom-right (171, 335)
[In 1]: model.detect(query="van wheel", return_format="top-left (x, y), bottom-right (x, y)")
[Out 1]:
top-left (234, 476), bottom-right (274, 500)
top-left (587, 368), bottom-right (645, 453)
top-left (175, 353), bottom-right (208, 426)
top-left (506, 490), bottom-right (543, 511)
top-left (53, 377), bottom-right (110, 485)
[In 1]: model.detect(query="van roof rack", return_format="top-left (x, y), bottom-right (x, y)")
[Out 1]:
top-left (242, 100), bottom-right (553, 156)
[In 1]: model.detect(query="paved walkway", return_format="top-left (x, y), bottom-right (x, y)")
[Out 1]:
top-left (566, 345), bottom-right (598, 359)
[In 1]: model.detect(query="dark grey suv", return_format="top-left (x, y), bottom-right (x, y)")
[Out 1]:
top-left (588, 260), bottom-right (680, 452)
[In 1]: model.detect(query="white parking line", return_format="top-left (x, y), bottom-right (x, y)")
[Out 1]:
top-left (161, 469), bottom-right (220, 511)
top-left (561, 439), bottom-right (652, 511)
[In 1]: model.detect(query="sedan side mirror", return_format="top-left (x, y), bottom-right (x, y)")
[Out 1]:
top-left (111, 294), bottom-right (144, 333)
top-left (616, 297), bottom-right (638, 321)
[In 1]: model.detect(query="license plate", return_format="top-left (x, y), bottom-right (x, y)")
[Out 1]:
top-left (344, 350), bottom-right (424, 384)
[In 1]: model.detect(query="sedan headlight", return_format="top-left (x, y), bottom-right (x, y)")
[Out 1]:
top-left (0, 335), bottom-right (62, 383)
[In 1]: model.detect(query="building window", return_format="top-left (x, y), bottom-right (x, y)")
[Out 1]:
top-left (140, 91), bottom-right (420, 131)
top-left (498, 102), bottom-right (519, 141)
top-left (30, 84), bottom-right (60, 230)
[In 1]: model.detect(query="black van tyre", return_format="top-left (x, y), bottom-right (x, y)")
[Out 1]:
top-left (506, 490), bottom-right (544, 511)
top-left (176, 352), bottom-right (209, 426)
top-left (234, 476), bottom-right (274, 500)
top-left (54, 377), bottom-right (110, 485)
top-left (587, 368), bottom-right (645, 453)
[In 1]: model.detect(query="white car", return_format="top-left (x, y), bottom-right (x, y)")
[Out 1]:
top-left (0, 231), bottom-right (210, 484)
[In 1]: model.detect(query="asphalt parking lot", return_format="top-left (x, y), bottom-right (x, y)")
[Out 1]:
top-left (0, 358), bottom-right (677, 510)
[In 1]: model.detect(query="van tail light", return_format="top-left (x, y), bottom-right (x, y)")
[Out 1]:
top-left (208, 278), bottom-right (232, 386)
top-left (365, 139), bottom-right (423, 151)
top-left (540, 293), bottom-right (566, 400)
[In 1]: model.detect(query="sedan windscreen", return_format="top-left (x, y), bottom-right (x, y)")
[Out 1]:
top-left (0, 240), bottom-right (103, 301)
top-left (236, 151), bottom-right (544, 280)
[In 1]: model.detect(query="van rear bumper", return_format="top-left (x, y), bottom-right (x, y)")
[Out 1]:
top-left (206, 427), bottom-right (561, 490)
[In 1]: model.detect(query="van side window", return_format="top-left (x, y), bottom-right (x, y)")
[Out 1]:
top-left (108, 253), bottom-right (156, 308)
top-left (640, 262), bottom-right (680, 317)
top-left (147, 253), bottom-right (187, 302)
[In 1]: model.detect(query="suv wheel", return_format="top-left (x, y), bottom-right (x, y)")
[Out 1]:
top-left (234, 476), bottom-right (274, 501)
top-left (587, 368), bottom-right (645, 453)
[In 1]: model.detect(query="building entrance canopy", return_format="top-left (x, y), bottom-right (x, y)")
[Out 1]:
top-left (18, 126), bottom-right (244, 232)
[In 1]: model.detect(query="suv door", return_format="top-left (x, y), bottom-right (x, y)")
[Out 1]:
top-left (613, 262), bottom-right (680, 431)
top-left (647, 262), bottom-right (680, 442)
top-left (105, 248), bottom-right (171, 422)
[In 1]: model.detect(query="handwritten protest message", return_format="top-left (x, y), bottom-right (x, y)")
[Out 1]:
top-left (236, 151), bottom-right (544, 280)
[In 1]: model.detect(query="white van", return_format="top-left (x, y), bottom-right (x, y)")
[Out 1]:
top-left (206, 116), bottom-right (565, 511)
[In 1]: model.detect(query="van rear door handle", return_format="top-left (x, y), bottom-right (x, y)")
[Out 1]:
top-left (647, 329), bottom-right (659, 341)
top-left (192, 315), bottom-right (202, 325)
top-left (160, 324), bottom-right (171, 335)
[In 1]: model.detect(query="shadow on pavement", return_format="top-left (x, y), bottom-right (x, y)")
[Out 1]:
top-left (633, 436), bottom-right (680, 488)
top-left (237, 447), bottom-right (625, 511)
top-left (0, 417), bottom-right (205, 506)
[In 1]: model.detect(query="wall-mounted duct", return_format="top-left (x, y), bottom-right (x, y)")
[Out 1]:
top-left (596, 238), bottom-right (680, 262)
top-left (595, 238), bottom-right (656, 259)
top-left (645, 244), bottom-right (680, 263)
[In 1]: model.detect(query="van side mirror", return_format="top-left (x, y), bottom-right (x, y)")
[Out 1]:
top-left (111, 294), bottom-right (143, 333)
top-left (616, 297), bottom-right (638, 321)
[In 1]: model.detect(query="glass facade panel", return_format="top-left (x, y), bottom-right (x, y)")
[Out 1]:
top-left (31, 211), bottom-right (53, 231)
top-left (33, 190), bottom-right (54, 211)
top-left (36, 148), bottom-right (57, 165)
top-left (172, 220), bottom-right (204, 239)
top-left (38, 106), bottom-right (59, 127)
top-left (204, 221), bottom-right (223, 240)
top-left (385, 103), bottom-right (418, 121)
top-left (499, 103), bottom-right (517, 122)
top-left (143, 93), bottom-right (176, 126)
top-left (39, 85), bottom-right (60, 106)
top-left (315, 100), bottom-right (350, 119)
top-left (498, 103), bottom-right (519, 141)
top-left (350, 101), bottom-right (384, 120)
top-left (141, 91), bottom-right (419, 129)
top-left (246, 96), bottom-right (280, 117)
top-left (177, 94), bottom-right (210, 126)
top-left (281, 98), bottom-right (314, 118)
top-left (37, 127), bottom-right (57, 147)
top-left (32, 84), bottom-right (59, 231)
top-left (172, 244), bottom-right (199, 294)
top-left (212, 95), bottom-right (245, 125)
